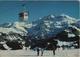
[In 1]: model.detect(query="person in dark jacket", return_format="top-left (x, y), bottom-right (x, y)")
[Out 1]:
top-left (48, 40), bottom-right (58, 55)
top-left (36, 40), bottom-right (46, 56)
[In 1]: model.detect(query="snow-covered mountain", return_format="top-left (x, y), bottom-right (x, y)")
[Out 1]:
top-left (0, 14), bottom-right (79, 40)
top-left (0, 21), bottom-right (32, 42)
top-left (28, 14), bottom-right (80, 39)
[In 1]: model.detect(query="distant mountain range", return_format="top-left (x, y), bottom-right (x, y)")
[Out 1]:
top-left (0, 14), bottom-right (80, 40)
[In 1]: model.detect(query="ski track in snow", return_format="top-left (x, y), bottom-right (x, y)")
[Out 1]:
top-left (0, 49), bottom-right (79, 57)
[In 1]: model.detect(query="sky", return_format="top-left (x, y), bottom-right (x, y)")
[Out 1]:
top-left (0, 1), bottom-right (79, 24)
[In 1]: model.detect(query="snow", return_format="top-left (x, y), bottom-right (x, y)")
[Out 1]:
top-left (44, 22), bottom-right (49, 26)
top-left (14, 22), bottom-right (27, 32)
top-left (68, 33), bottom-right (75, 37)
top-left (45, 28), bottom-right (50, 32)
top-left (50, 21), bottom-right (53, 24)
top-left (0, 27), bottom-right (23, 34)
top-left (44, 22), bottom-right (50, 28)
top-left (57, 40), bottom-right (73, 46)
top-left (55, 26), bottom-right (63, 28)
top-left (0, 21), bottom-right (32, 36)
top-left (0, 49), bottom-right (79, 57)
top-left (3, 44), bottom-right (11, 50)
top-left (14, 22), bottom-right (32, 32)
top-left (50, 14), bottom-right (54, 18)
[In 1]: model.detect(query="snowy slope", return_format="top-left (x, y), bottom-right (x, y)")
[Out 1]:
top-left (0, 49), bottom-right (79, 57)
top-left (0, 21), bottom-right (32, 36)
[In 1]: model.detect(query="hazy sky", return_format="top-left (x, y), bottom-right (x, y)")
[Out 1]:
top-left (0, 1), bottom-right (79, 24)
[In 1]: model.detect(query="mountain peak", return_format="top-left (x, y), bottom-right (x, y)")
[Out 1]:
top-left (48, 14), bottom-right (55, 18)
top-left (29, 14), bottom-right (79, 39)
